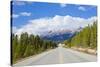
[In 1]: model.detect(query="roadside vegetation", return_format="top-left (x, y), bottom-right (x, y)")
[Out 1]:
top-left (63, 21), bottom-right (97, 54)
top-left (12, 33), bottom-right (57, 64)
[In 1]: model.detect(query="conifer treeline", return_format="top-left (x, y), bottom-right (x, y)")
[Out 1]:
top-left (12, 33), bottom-right (57, 64)
top-left (64, 21), bottom-right (97, 49)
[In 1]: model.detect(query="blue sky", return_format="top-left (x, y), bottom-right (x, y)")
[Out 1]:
top-left (12, 1), bottom-right (97, 28)
top-left (12, 1), bottom-right (97, 35)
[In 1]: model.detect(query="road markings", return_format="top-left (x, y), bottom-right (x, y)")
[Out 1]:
top-left (58, 47), bottom-right (64, 64)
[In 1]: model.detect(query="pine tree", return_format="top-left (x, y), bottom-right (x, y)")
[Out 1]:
top-left (64, 21), bottom-right (97, 49)
top-left (12, 32), bottom-right (57, 63)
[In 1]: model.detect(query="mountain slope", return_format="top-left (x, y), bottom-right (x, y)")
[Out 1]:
top-left (41, 30), bottom-right (76, 43)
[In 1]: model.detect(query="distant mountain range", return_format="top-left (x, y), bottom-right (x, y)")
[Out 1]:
top-left (40, 28), bottom-right (82, 43)
top-left (42, 32), bottom-right (75, 43)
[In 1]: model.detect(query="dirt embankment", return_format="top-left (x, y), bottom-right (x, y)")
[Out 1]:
top-left (71, 47), bottom-right (97, 55)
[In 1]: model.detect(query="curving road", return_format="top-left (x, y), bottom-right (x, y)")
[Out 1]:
top-left (13, 47), bottom-right (97, 66)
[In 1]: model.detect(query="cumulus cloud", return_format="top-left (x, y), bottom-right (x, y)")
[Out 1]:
top-left (78, 6), bottom-right (86, 11)
top-left (12, 1), bottom-right (33, 6)
top-left (12, 14), bottom-right (19, 18)
top-left (12, 26), bottom-right (18, 33)
top-left (12, 1), bottom-right (26, 5)
top-left (60, 3), bottom-right (67, 7)
top-left (12, 12), bottom-right (31, 18)
top-left (20, 12), bottom-right (31, 16)
top-left (13, 15), bottom-right (97, 36)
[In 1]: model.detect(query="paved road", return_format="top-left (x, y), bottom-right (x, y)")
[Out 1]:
top-left (13, 47), bottom-right (97, 66)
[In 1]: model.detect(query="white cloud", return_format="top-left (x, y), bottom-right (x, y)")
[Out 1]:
top-left (78, 6), bottom-right (86, 11)
top-left (12, 12), bottom-right (31, 18)
top-left (12, 26), bottom-right (18, 33)
top-left (12, 14), bottom-right (19, 18)
top-left (20, 12), bottom-right (31, 16)
top-left (12, 1), bottom-right (26, 5)
top-left (12, 1), bottom-right (33, 6)
top-left (60, 3), bottom-right (67, 7)
top-left (14, 15), bottom-right (97, 36)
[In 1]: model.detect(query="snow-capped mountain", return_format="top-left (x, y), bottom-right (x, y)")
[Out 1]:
top-left (41, 29), bottom-right (76, 43)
